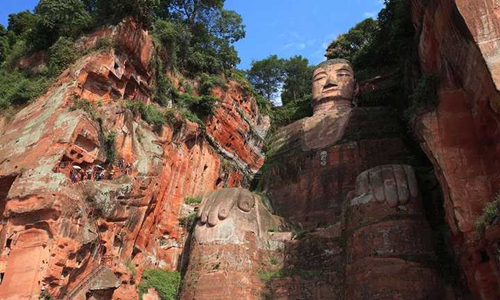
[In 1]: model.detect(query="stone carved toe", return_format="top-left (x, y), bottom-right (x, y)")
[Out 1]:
top-left (353, 164), bottom-right (419, 208)
top-left (237, 189), bottom-right (255, 212)
top-left (198, 188), bottom-right (255, 226)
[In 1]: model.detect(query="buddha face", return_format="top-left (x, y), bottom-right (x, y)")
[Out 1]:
top-left (312, 61), bottom-right (357, 106)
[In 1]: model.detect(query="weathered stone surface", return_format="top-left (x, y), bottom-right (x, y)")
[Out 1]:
top-left (0, 19), bottom-right (269, 300)
top-left (5, 0), bottom-right (500, 298)
top-left (412, 0), bottom-right (500, 298)
top-left (344, 165), bottom-right (442, 300)
top-left (142, 288), bottom-right (160, 300)
top-left (181, 188), bottom-right (282, 300)
top-left (345, 258), bottom-right (442, 300)
top-left (253, 59), bottom-right (444, 300)
top-left (262, 106), bottom-right (411, 228)
top-left (266, 226), bottom-right (344, 300)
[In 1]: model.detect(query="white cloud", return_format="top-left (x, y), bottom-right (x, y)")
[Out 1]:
top-left (290, 31), bottom-right (301, 40)
top-left (283, 42), bottom-right (307, 51)
top-left (364, 11), bottom-right (377, 18)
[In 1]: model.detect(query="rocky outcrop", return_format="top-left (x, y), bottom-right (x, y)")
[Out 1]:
top-left (181, 188), bottom-right (282, 300)
top-left (0, 19), bottom-right (269, 300)
top-left (412, 0), bottom-right (500, 299)
top-left (3, 1), bottom-right (500, 299)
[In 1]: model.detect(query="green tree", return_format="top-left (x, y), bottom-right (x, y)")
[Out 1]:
top-left (7, 11), bottom-right (38, 37)
top-left (247, 55), bottom-right (285, 103)
top-left (35, 0), bottom-right (93, 42)
top-left (157, 0), bottom-right (224, 28)
top-left (208, 10), bottom-right (245, 43)
top-left (325, 18), bottom-right (379, 64)
top-left (0, 26), bottom-right (10, 64)
top-left (281, 56), bottom-right (313, 105)
top-left (154, 0), bottom-right (244, 74)
top-left (94, 0), bottom-right (159, 27)
top-left (325, 0), bottom-right (414, 77)
top-left (48, 37), bottom-right (78, 77)
top-left (0, 37), bottom-right (10, 64)
top-left (153, 19), bottom-right (192, 69)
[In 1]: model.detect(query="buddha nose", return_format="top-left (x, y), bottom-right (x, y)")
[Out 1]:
top-left (324, 77), bottom-right (338, 89)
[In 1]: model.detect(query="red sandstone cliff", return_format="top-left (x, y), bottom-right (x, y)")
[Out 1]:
top-left (412, 0), bottom-right (500, 299)
top-left (0, 19), bottom-right (269, 300)
top-left (3, 1), bottom-right (500, 299)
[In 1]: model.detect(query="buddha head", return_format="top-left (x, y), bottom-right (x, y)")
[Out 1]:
top-left (312, 59), bottom-right (358, 115)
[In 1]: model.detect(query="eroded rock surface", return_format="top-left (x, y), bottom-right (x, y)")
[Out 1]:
top-left (181, 188), bottom-right (283, 300)
top-left (0, 19), bottom-right (269, 300)
top-left (413, 0), bottom-right (500, 298)
top-left (3, 1), bottom-right (500, 299)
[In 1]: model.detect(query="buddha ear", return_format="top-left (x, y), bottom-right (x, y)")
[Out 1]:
top-left (353, 82), bottom-right (360, 107)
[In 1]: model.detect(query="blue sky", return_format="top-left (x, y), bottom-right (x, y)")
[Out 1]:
top-left (225, 0), bottom-right (384, 69)
top-left (0, 0), bottom-right (384, 69)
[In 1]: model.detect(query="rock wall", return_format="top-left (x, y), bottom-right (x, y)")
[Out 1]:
top-left (412, 0), bottom-right (500, 299)
top-left (261, 107), bottom-right (411, 228)
top-left (0, 19), bottom-right (269, 300)
top-left (3, 1), bottom-right (500, 298)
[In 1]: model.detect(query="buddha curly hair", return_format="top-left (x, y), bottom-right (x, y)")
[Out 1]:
top-left (315, 59), bottom-right (353, 71)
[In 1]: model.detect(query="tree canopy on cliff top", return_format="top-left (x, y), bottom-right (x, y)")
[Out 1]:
top-left (0, 0), bottom-right (248, 113)
top-left (0, 0), bottom-right (244, 74)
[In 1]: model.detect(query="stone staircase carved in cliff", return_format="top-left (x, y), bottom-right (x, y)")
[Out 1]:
top-left (64, 255), bottom-right (113, 300)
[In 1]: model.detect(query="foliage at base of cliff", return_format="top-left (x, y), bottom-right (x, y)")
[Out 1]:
top-left (139, 269), bottom-right (181, 300)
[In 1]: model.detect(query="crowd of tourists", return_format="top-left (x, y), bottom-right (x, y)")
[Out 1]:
top-left (69, 159), bottom-right (131, 183)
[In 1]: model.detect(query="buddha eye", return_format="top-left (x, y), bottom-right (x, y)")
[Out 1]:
top-left (314, 76), bottom-right (326, 82)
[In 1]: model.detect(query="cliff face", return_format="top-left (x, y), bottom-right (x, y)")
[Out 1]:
top-left (0, 19), bottom-right (269, 300)
top-left (2, 1), bottom-right (500, 299)
top-left (413, 0), bottom-right (500, 299)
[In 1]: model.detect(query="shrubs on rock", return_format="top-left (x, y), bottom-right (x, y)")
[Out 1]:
top-left (38, 291), bottom-right (55, 300)
top-left (184, 197), bottom-right (202, 205)
top-left (138, 269), bottom-right (181, 300)
top-left (70, 98), bottom-right (99, 120)
top-left (0, 70), bottom-right (49, 109)
top-left (405, 74), bottom-right (439, 122)
top-left (475, 193), bottom-right (500, 236)
top-left (48, 37), bottom-right (77, 77)
top-left (126, 100), bottom-right (170, 128)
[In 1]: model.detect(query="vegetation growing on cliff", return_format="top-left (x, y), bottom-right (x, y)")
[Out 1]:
top-left (245, 55), bottom-right (314, 128)
top-left (0, 0), bottom-right (248, 119)
top-left (326, 0), bottom-right (414, 82)
top-left (475, 193), bottom-right (500, 236)
top-left (139, 269), bottom-right (181, 300)
top-left (0, 70), bottom-right (49, 114)
top-left (38, 291), bottom-right (55, 300)
top-left (406, 74), bottom-right (439, 122)
top-left (184, 197), bottom-right (202, 205)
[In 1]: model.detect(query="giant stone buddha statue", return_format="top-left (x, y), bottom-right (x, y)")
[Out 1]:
top-left (181, 59), bottom-right (444, 300)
